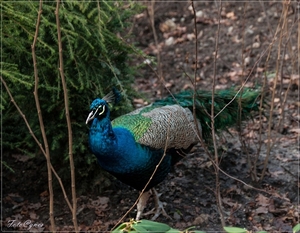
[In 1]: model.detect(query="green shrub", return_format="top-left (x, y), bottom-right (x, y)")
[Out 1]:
top-left (1, 0), bottom-right (143, 191)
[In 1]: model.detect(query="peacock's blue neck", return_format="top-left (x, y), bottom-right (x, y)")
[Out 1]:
top-left (89, 116), bottom-right (116, 153)
top-left (88, 116), bottom-right (152, 174)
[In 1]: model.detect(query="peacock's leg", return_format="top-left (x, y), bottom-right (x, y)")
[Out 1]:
top-left (143, 188), bottom-right (171, 220)
top-left (136, 191), bottom-right (151, 220)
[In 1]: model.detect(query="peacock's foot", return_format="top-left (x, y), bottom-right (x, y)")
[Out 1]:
top-left (143, 188), bottom-right (171, 220)
top-left (136, 191), bottom-right (151, 221)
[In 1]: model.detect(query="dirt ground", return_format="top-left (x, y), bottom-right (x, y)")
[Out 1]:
top-left (2, 1), bottom-right (299, 232)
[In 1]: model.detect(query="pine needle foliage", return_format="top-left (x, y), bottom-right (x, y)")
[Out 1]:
top-left (1, 0), bottom-right (143, 189)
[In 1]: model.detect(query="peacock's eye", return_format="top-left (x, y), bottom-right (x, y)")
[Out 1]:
top-left (97, 105), bottom-right (106, 116)
top-left (86, 102), bottom-right (107, 124)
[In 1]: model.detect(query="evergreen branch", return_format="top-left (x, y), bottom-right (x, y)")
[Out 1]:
top-left (1, 75), bottom-right (73, 215)
top-left (1, 76), bottom-right (47, 156)
top-left (2, 0), bottom-right (140, 206)
top-left (0, 63), bottom-right (32, 87)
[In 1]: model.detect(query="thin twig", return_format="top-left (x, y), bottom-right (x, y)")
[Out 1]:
top-left (1, 77), bottom-right (45, 156)
top-left (1, 76), bottom-right (73, 212)
top-left (210, 157), bottom-right (290, 200)
top-left (31, 1), bottom-right (56, 231)
top-left (213, 43), bottom-right (269, 120)
top-left (190, 0), bottom-right (202, 142)
top-left (260, 0), bottom-right (291, 182)
top-left (252, 11), bottom-right (283, 183)
top-left (55, 1), bottom-right (78, 232)
top-left (210, 0), bottom-right (225, 227)
top-left (238, 2), bottom-right (261, 183)
top-left (276, 4), bottom-right (296, 133)
top-left (148, 0), bottom-right (164, 97)
top-left (259, 0), bottom-right (273, 35)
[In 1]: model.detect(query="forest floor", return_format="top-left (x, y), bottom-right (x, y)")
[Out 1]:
top-left (2, 1), bottom-right (299, 233)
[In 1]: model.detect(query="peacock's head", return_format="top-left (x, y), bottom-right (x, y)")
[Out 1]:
top-left (86, 99), bottom-right (110, 124)
top-left (86, 88), bottom-right (121, 124)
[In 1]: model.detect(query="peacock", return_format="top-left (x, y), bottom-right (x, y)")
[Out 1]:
top-left (86, 87), bottom-right (261, 220)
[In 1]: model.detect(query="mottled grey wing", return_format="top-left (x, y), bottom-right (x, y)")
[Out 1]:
top-left (137, 105), bottom-right (201, 149)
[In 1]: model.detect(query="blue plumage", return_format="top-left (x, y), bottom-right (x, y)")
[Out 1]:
top-left (86, 88), bottom-right (261, 220)
top-left (87, 98), bottom-right (173, 191)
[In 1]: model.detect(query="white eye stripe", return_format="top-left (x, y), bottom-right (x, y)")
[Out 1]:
top-left (90, 105), bottom-right (105, 118)
top-left (86, 105), bottom-right (106, 124)
top-left (90, 110), bottom-right (98, 119)
top-left (85, 111), bottom-right (95, 124)
top-left (98, 105), bottom-right (105, 116)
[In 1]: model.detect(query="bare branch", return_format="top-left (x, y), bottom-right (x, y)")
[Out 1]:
top-left (1, 78), bottom-right (74, 213)
top-left (260, 0), bottom-right (292, 181)
top-left (55, 1), bottom-right (78, 231)
top-left (148, 0), bottom-right (164, 96)
top-left (31, 1), bottom-right (56, 231)
top-left (210, 0), bottom-right (225, 227)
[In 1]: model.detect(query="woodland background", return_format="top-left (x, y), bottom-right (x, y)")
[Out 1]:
top-left (1, 0), bottom-right (299, 232)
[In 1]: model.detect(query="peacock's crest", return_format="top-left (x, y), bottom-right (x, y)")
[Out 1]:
top-left (102, 88), bottom-right (121, 105)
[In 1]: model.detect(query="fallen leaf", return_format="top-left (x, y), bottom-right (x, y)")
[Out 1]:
top-left (134, 13), bottom-right (145, 19)
top-left (40, 191), bottom-right (48, 197)
top-left (91, 196), bottom-right (109, 206)
top-left (257, 67), bottom-right (265, 72)
top-left (226, 12), bottom-right (237, 20)
top-left (269, 170), bottom-right (284, 177)
top-left (133, 98), bottom-right (146, 105)
top-left (12, 154), bottom-right (30, 162)
top-left (29, 211), bottom-right (37, 220)
top-left (8, 193), bottom-right (24, 203)
top-left (252, 42), bottom-right (260, 48)
top-left (165, 36), bottom-right (175, 46)
top-left (290, 128), bottom-right (300, 134)
top-left (28, 202), bottom-right (41, 210)
top-left (159, 19), bottom-right (176, 33)
top-left (256, 194), bottom-right (270, 206)
top-left (186, 33), bottom-right (195, 41)
top-left (255, 206), bottom-right (269, 214)
top-left (193, 214), bottom-right (209, 225)
top-left (173, 199), bottom-right (182, 204)
top-left (222, 197), bottom-right (237, 207)
top-left (291, 74), bottom-right (299, 86)
top-left (87, 196), bottom-right (110, 212)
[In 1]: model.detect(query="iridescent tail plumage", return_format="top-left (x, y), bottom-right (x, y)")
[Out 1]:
top-left (153, 87), bottom-right (261, 142)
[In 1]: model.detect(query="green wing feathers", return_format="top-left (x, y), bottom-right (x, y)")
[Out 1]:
top-left (112, 105), bottom-right (200, 150)
top-left (112, 109), bottom-right (152, 141)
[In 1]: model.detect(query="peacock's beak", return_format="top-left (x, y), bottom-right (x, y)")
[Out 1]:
top-left (86, 111), bottom-right (95, 124)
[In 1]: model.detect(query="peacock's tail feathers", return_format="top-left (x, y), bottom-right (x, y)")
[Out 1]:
top-left (153, 87), bottom-right (261, 142)
top-left (111, 87), bottom-right (261, 149)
